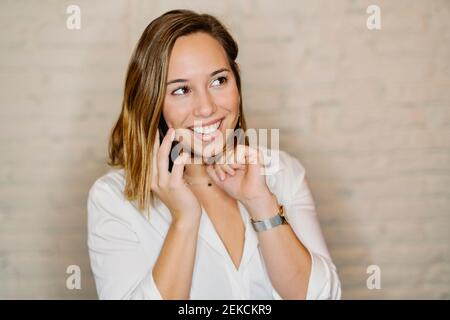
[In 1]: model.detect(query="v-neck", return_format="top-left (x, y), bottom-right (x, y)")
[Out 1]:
top-left (199, 200), bottom-right (257, 274)
top-left (147, 197), bottom-right (260, 274)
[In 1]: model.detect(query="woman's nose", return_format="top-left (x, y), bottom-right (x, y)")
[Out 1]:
top-left (193, 90), bottom-right (216, 117)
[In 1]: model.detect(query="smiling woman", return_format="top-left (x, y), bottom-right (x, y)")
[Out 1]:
top-left (163, 31), bottom-right (242, 161)
top-left (87, 9), bottom-right (341, 300)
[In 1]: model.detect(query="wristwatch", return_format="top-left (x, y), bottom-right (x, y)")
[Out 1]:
top-left (251, 204), bottom-right (288, 232)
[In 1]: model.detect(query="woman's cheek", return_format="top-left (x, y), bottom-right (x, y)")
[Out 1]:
top-left (164, 101), bottom-right (191, 128)
top-left (216, 90), bottom-right (239, 111)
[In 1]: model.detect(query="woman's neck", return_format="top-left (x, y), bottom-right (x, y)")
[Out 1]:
top-left (183, 147), bottom-right (228, 181)
top-left (183, 153), bottom-right (213, 181)
top-left (184, 162), bottom-right (209, 180)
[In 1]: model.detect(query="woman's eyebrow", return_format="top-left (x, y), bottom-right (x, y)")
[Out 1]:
top-left (166, 68), bottom-right (230, 85)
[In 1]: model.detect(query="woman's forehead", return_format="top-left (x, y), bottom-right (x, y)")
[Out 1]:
top-left (167, 33), bottom-right (229, 79)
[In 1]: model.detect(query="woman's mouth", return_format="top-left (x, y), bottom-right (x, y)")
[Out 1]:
top-left (189, 117), bottom-right (224, 142)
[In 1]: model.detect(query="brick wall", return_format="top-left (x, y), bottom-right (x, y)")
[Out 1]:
top-left (0, 0), bottom-right (448, 299)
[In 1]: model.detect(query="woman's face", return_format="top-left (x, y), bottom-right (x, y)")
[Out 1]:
top-left (162, 32), bottom-right (240, 160)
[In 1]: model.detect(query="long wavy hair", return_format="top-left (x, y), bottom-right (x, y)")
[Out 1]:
top-left (108, 9), bottom-right (247, 213)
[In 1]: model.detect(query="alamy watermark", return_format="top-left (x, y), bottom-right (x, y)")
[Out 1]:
top-left (366, 5), bottom-right (381, 30)
top-left (66, 4), bottom-right (81, 30)
top-left (366, 264), bottom-right (381, 290)
top-left (66, 264), bottom-right (81, 290)
top-left (169, 127), bottom-right (280, 176)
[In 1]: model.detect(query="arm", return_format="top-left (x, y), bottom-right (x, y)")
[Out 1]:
top-left (87, 180), bottom-right (201, 300)
top-left (244, 193), bottom-right (313, 299)
top-left (243, 155), bottom-right (341, 300)
top-left (152, 217), bottom-right (201, 299)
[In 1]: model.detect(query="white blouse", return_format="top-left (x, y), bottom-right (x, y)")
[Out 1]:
top-left (87, 148), bottom-right (341, 300)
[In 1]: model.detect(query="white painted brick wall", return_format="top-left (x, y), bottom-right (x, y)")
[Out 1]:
top-left (0, 0), bottom-right (448, 299)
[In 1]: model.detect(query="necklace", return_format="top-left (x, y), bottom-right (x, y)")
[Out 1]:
top-left (184, 177), bottom-right (213, 187)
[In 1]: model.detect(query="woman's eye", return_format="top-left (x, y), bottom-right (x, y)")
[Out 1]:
top-left (172, 86), bottom-right (190, 96)
top-left (170, 77), bottom-right (227, 96)
top-left (211, 76), bottom-right (228, 87)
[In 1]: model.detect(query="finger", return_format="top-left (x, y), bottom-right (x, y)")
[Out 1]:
top-left (157, 127), bottom-right (175, 181)
top-left (235, 144), bottom-right (260, 165)
top-left (232, 145), bottom-right (263, 177)
top-left (243, 146), bottom-right (264, 176)
top-left (245, 146), bottom-right (259, 164)
top-left (214, 164), bottom-right (227, 181)
top-left (229, 163), bottom-right (245, 170)
top-left (220, 163), bottom-right (236, 176)
top-left (151, 130), bottom-right (160, 188)
top-left (224, 148), bottom-right (237, 166)
top-left (214, 150), bottom-right (228, 166)
top-left (206, 164), bottom-right (222, 185)
top-left (170, 151), bottom-right (190, 185)
top-left (234, 144), bottom-right (247, 165)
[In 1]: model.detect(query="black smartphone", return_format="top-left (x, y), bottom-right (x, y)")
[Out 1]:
top-left (158, 117), bottom-right (179, 173)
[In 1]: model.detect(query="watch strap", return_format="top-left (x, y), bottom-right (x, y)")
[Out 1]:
top-left (251, 205), bottom-right (288, 232)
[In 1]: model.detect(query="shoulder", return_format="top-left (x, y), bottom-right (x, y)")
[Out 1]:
top-left (87, 168), bottom-right (138, 224)
top-left (259, 146), bottom-right (308, 201)
top-left (89, 167), bottom-right (125, 191)
top-left (259, 146), bottom-right (306, 182)
top-left (88, 168), bottom-right (126, 204)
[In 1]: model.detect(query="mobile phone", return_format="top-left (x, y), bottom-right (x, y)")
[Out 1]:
top-left (158, 117), bottom-right (179, 173)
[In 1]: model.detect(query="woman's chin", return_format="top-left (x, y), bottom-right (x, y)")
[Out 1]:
top-left (180, 127), bottom-right (236, 162)
top-left (186, 136), bottom-right (226, 158)
top-left (185, 141), bottom-right (224, 162)
top-left (192, 146), bottom-right (222, 161)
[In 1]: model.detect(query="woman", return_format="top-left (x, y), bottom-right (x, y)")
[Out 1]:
top-left (87, 9), bottom-right (341, 300)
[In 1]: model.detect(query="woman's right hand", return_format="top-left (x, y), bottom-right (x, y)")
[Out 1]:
top-left (151, 128), bottom-right (202, 224)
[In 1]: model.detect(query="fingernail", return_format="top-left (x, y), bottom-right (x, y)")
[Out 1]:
top-left (170, 128), bottom-right (175, 141)
top-left (220, 173), bottom-right (226, 180)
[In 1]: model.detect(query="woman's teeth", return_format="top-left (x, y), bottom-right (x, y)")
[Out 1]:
top-left (192, 120), bottom-right (221, 135)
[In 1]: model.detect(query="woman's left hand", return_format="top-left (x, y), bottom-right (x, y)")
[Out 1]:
top-left (205, 145), bottom-right (274, 207)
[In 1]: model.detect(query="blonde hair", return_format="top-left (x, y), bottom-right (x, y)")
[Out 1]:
top-left (108, 9), bottom-right (247, 213)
